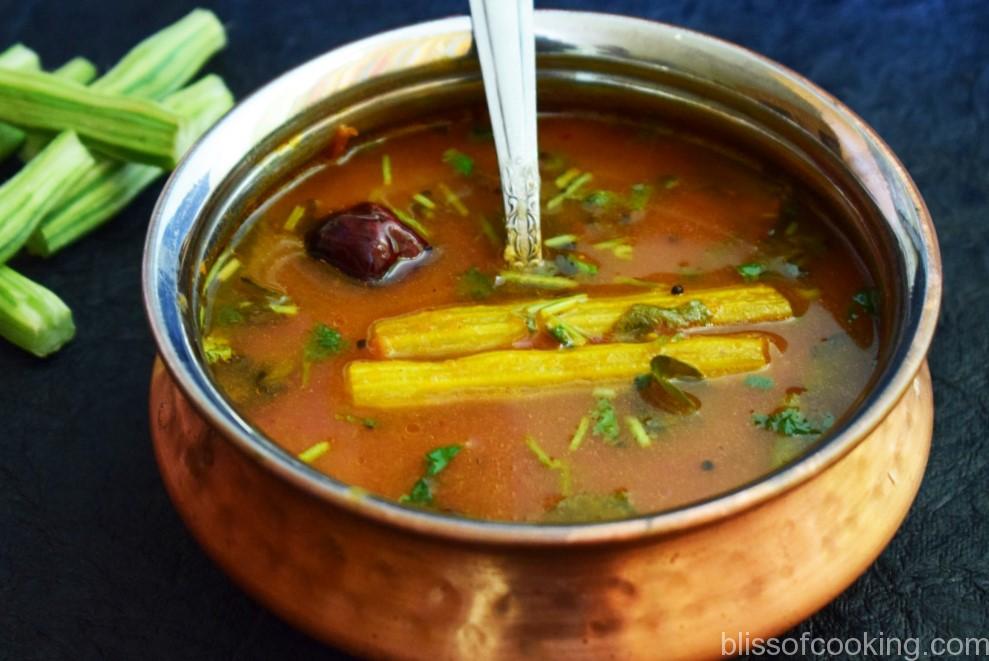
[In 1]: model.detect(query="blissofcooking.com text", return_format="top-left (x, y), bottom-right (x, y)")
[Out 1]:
top-left (722, 631), bottom-right (989, 659)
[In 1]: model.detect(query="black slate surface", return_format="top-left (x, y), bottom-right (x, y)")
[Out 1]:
top-left (0, 1), bottom-right (986, 659)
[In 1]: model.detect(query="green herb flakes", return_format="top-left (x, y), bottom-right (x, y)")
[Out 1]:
top-left (752, 407), bottom-right (819, 436)
top-left (443, 149), bottom-right (474, 176)
top-left (591, 397), bottom-right (620, 444)
top-left (456, 267), bottom-right (495, 300)
top-left (400, 444), bottom-right (463, 506)
top-left (305, 323), bottom-right (346, 361)
top-left (744, 374), bottom-right (774, 390)
top-left (302, 323), bottom-right (346, 385)
top-left (736, 262), bottom-right (766, 281)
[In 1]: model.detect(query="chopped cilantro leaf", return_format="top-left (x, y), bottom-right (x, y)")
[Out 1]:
top-left (583, 190), bottom-right (618, 207)
top-left (305, 323), bottom-right (346, 362)
top-left (425, 445), bottom-right (462, 476)
top-left (752, 407), bottom-right (820, 436)
top-left (591, 397), bottom-right (620, 444)
top-left (456, 267), bottom-right (495, 300)
top-left (443, 149), bottom-right (474, 176)
top-left (400, 444), bottom-right (463, 506)
top-left (737, 262), bottom-right (766, 281)
top-left (402, 478), bottom-right (433, 505)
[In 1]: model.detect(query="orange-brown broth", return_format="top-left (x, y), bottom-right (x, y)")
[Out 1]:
top-left (203, 115), bottom-right (877, 522)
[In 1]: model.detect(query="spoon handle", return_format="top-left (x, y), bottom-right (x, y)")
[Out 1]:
top-left (469, 0), bottom-right (542, 269)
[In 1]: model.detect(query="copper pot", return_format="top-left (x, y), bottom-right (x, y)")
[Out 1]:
top-left (143, 12), bottom-right (942, 659)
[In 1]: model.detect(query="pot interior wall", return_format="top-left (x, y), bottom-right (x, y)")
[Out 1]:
top-left (183, 52), bottom-right (901, 436)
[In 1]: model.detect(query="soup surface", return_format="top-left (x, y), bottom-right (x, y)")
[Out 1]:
top-left (200, 113), bottom-right (878, 523)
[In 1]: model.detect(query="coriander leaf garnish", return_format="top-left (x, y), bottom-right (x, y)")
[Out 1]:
top-left (425, 445), bottom-right (462, 476)
top-left (752, 392), bottom-right (832, 437)
top-left (591, 397), bottom-right (620, 444)
top-left (301, 323), bottom-right (346, 385)
top-left (305, 323), bottom-right (346, 361)
top-left (752, 408), bottom-right (819, 436)
top-left (456, 267), bottom-right (495, 300)
top-left (737, 262), bottom-right (766, 281)
top-left (442, 149), bottom-right (474, 176)
top-left (400, 444), bottom-right (463, 506)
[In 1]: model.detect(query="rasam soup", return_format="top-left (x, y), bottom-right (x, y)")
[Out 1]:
top-left (199, 113), bottom-right (878, 523)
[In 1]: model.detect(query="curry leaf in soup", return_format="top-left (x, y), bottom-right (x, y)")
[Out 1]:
top-left (637, 355), bottom-right (703, 415)
top-left (612, 300), bottom-right (712, 341)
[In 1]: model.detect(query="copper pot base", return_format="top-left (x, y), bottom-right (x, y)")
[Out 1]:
top-left (151, 359), bottom-right (932, 660)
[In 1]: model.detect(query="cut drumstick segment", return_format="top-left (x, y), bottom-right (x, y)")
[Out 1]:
top-left (368, 283), bottom-right (792, 359)
top-left (348, 333), bottom-right (771, 408)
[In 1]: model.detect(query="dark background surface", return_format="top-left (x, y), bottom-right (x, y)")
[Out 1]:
top-left (0, 0), bottom-right (986, 659)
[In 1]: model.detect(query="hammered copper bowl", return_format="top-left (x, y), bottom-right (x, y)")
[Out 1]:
top-left (143, 11), bottom-right (941, 660)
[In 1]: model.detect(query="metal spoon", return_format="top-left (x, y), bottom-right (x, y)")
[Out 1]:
top-left (469, 0), bottom-right (542, 269)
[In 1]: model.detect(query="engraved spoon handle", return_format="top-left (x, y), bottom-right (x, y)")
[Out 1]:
top-left (469, 0), bottom-right (542, 269)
